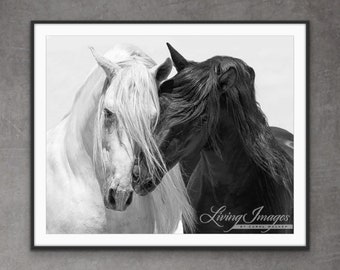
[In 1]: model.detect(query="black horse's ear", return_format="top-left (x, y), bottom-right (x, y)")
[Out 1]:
top-left (218, 67), bottom-right (237, 91)
top-left (166, 43), bottom-right (188, 72)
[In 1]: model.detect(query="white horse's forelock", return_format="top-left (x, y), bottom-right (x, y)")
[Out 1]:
top-left (88, 45), bottom-right (195, 233)
top-left (92, 59), bottom-right (165, 180)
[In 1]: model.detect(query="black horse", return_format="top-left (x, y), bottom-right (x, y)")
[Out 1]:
top-left (133, 43), bottom-right (294, 233)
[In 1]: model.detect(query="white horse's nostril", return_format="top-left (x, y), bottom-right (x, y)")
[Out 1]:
top-left (107, 188), bottom-right (134, 211)
top-left (126, 191), bottom-right (133, 206)
top-left (108, 188), bottom-right (116, 206)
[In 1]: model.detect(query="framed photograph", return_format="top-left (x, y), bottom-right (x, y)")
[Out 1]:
top-left (32, 21), bottom-right (308, 248)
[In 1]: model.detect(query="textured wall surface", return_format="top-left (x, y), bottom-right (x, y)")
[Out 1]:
top-left (0, 0), bottom-right (339, 269)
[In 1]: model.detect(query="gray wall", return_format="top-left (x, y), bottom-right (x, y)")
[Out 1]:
top-left (0, 0), bottom-right (339, 269)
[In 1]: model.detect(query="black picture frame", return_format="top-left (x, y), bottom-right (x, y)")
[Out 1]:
top-left (31, 20), bottom-right (309, 250)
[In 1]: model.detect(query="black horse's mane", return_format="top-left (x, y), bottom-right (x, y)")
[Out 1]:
top-left (161, 56), bottom-right (293, 204)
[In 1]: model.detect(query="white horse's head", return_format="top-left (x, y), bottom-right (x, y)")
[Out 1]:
top-left (91, 47), bottom-right (172, 211)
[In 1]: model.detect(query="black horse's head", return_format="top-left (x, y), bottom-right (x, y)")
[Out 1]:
top-left (132, 43), bottom-right (257, 195)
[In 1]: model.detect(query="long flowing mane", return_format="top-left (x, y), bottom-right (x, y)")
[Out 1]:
top-left (162, 56), bottom-right (293, 211)
top-left (66, 44), bottom-right (195, 233)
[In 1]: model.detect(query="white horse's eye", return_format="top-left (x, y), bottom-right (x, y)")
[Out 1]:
top-left (104, 108), bottom-right (114, 118)
top-left (104, 108), bottom-right (117, 127)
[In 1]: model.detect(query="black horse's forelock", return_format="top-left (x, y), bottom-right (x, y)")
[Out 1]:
top-left (161, 56), bottom-right (293, 202)
top-left (160, 60), bottom-right (222, 151)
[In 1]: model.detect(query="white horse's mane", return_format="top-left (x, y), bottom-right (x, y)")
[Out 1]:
top-left (68, 44), bottom-right (195, 233)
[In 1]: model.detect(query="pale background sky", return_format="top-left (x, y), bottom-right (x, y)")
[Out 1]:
top-left (47, 35), bottom-right (294, 133)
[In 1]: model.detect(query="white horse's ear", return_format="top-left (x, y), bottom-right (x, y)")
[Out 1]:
top-left (151, 58), bottom-right (173, 83)
top-left (89, 47), bottom-right (120, 78)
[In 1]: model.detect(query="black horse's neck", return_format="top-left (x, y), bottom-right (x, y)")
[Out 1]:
top-left (201, 109), bottom-right (257, 194)
top-left (198, 104), bottom-right (293, 214)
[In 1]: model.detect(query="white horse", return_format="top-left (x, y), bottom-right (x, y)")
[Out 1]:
top-left (46, 44), bottom-right (195, 233)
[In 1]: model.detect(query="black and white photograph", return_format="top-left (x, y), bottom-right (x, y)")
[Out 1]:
top-left (33, 22), bottom-right (307, 247)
